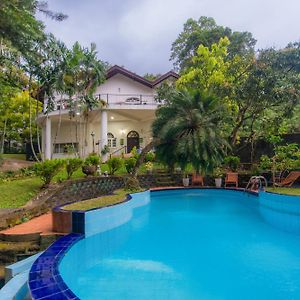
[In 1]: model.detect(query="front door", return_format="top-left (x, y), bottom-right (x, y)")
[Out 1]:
top-left (127, 131), bottom-right (139, 153)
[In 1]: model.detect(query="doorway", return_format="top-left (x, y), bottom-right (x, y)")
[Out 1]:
top-left (127, 130), bottom-right (139, 153)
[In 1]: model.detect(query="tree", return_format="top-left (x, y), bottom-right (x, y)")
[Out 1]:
top-left (0, 0), bottom-right (67, 59)
top-left (170, 16), bottom-right (256, 70)
top-left (152, 90), bottom-right (227, 173)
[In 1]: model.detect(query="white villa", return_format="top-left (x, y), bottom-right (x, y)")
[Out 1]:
top-left (39, 65), bottom-right (179, 160)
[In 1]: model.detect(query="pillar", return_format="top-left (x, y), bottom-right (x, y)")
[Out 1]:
top-left (100, 110), bottom-right (108, 161)
top-left (45, 117), bottom-right (51, 160)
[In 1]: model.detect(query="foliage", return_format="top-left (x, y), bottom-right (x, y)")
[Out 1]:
top-left (123, 176), bottom-right (141, 192)
top-left (177, 37), bottom-right (232, 92)
top-left (124, 157), bottom-right (137, 174)
top-left (153, 89), bottom-right (227, 173)
top-left (34, 159), bottom-right (65, 186)
top-left (143, 73), bottom-right (161, 81)
top-left (223, 156), bottom-right (240, 171)
top-left (260, 144), bottom-right (300, 172)
top-left (101, 145), bottom-right (110, 156)
top-left (145, 162), bottom-right (153, 171)
top-left (130, 146), bottom-right (139, 159)
top-left (145, 151), bottom-right (156, 162)
top-left (170, 16), bottom-right (256, 70)
top-left (84, 154), bottom-right (100, 166)
top-left (213, 167), bottom-right (224, 178)
top-left (107, 157), bottom-right (123, 175)
top-left (66, 158), bottom-right (83, 179)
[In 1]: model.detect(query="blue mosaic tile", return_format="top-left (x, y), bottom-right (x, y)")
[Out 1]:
top-left (28, 233), bottom-right (83, 300)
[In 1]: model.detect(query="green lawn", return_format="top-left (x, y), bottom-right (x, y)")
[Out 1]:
top-left (266, 187), bottom-right (300, 196)
top-left (0, 177), bottom-right (42, 208)
top-left (2, 154), bottom-right (26, 160)
top-left (63, 189), bottom-right (128, 211)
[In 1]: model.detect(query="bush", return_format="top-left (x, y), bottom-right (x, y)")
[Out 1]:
top-left (124, 157), bottom-right (137, 174)
top-left (107, 157), bottom-right (123, 175)
top-left (34, 159), bottom-right (65, 186)
top-left (223, 156), bottom-right (240, 171)
top-left (66, 158), bottom-right (83, 179)
top-left (145, 151), bottom-right (155, 162)
top-left (123, 176), bottom-right (141, 192)
top-left (130, 146), bottom-right (139, 159)
top-left (84, 154), bottom-right (100, 166)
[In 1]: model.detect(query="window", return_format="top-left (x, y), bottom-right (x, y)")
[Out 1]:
top-left (107, 132), bottom-right (117, 148)
top-left (53, 143), bottom-right (78, 154)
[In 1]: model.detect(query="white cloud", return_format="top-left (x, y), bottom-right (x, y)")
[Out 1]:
top-left (41, 0), bottom-right (300, 74)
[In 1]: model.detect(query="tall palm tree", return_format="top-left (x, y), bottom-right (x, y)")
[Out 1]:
top-left (152, 90), bottom-right (227, 174)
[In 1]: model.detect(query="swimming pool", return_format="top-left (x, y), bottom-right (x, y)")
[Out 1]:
top-left (53, 189), bottom-right (300, 300)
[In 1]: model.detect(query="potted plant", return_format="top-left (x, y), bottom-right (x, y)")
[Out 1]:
top-left (82, 154), bottom-right (100, 176)
top-left (213, 167), bottom-right (223, 187)
top-left (182, 172), bottom-right (190, 187)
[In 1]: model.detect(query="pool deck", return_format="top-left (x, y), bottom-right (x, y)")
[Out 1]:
top-left (0, 213), bottom-right (55, 237)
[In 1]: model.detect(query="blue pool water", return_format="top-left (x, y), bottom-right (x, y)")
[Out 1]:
top-left (59, 189), bottom-right (300, 300)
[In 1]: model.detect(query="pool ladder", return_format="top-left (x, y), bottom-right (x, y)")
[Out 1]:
top-left (245, 176), bottom-right (268, 192)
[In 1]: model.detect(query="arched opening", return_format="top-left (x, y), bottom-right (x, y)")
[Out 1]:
top-left (127, 130), bottom-right (139, 153)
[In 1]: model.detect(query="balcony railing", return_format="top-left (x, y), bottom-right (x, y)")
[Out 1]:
top-left (97, 93), bottom-right (157, 106)
top-left (47, 93), bottom-right (159, 112)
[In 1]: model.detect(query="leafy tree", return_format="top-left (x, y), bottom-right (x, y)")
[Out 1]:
top-left (143, 73), bottom-right (161, 81)
top-left (0, 0), bottom-right (66, 58)
top-left (152, 90), bottom-right (227, 173)
top-left (170, 16), bottom-right (256, 70)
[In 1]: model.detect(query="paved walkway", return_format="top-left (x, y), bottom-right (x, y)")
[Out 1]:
top-left (0, 213), bottom-right (53, 235)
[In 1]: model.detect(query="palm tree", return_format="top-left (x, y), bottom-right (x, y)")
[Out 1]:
top-left (152, 90), bottom-right (227, 174)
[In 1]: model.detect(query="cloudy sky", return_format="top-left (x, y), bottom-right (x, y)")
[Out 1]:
top-left (40, 0), bottom-right (300, 75)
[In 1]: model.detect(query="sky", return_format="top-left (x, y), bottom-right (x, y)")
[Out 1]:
top-left (40, 0), bottom-right (300, 75)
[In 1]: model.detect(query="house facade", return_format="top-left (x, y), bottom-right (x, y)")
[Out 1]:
top-left (39, 65), bottom-right (179, 160)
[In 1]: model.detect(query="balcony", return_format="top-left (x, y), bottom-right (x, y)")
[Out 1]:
top-left (46, 93), bottom-right (159, 112)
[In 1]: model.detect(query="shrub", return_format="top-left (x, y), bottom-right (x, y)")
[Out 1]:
top-left (84, 154), bottom-right (100, 166)
top-left (145, 151), bottom-right (155, 162)
top-left (34, 159), bottom-right (65, 186)
top-left (66, 158), bottom-right (83, 179)
top-left (223, 156), bottom-right (240, 171)
top-left (145, 161), bottom-right (153, 172)
top-left (123, 176), bottom-right (141, 192)
top-left (124, 157), bottom-right (137, 174)
top-left (130, 146), bottom-right (139, 159)
top-left (107, 157), bottom-right (123, 175)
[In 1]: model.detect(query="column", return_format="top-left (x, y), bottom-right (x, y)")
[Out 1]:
top-left (45, 116), bottom-right (51, 160)
top-left (100, 110), bottom-right (108, 161)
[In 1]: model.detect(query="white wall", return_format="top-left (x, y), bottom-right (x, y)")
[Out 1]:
top-left (96, 74), bottom-right (153, 96)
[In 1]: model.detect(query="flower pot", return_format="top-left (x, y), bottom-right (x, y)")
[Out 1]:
top-left (182, 177), bottom-right (190, 187)
top-left (82, 165), bottom-right (97, 176)
top-left (215, 178), bottom-right (222, 187)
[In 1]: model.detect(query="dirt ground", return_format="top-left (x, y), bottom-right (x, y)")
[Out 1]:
top-left (0, 158), bottom-right (34, 172)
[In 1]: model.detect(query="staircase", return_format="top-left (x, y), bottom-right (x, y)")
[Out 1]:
top-left (154, 169), bottom-right (177, 187)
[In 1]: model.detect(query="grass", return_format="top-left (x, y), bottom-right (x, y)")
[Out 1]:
top-left (266, 187), bottom-right (300, 196)
top-left (2, 154), bottom-right (26, 160)
top-left (0, 177), bottom-right (42, 208)
top-left (63, 189), bottom-right (129, 211)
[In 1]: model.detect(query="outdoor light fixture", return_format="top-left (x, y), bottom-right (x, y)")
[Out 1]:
top-left (110, 116), bottom-right (114, 120)
top-left (120, 129), bottom-right (125, 135)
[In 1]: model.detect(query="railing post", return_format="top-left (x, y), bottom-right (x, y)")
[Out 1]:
top-left (106, 94), bottom-right (109, 104)
top-left (140, 94), bottom-right (142, 105)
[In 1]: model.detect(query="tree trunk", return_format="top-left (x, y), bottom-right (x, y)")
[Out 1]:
top-left (132, 140), bottom-right (157, 177)
top-left (0, 118), bottom-right (7, 154)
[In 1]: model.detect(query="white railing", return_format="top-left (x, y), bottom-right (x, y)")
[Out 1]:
top-left (45, 93), bottom-right (159, 112)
